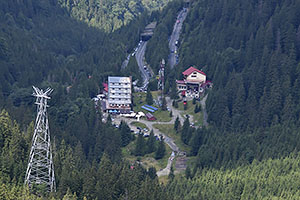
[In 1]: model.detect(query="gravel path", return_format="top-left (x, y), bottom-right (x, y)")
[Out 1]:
top-left (113, 97), bottom-right (190, 176)
top-left (200, 94), bottom-right (209, 127)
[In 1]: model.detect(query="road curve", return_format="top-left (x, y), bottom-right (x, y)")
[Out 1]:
top-left (135, 41), bottom-right (150, 88)
top-left (168, 8), bottom-right (188, 69)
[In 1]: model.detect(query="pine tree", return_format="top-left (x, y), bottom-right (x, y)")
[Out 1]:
top-left (148, 167), bottom-right (157, 179)
top-left (119, 121), bottom-right (133, 147)
top-left (134, 134), bottom-right (145, 156)
top-left (147, 130), bottom-right (156, 153)
top-left (185, 165), bottom-right (191, 179)
top-left (192, 97), bottom-right (196, 104)
top-left (168, 166), bottom-right (175, 181)
top-left (161, 97), bottom-right (167, 111)
top-left (146, 88), bottom-right (153, 105)
top-left (181, 117), bottom-right (190, 144)
top-left (174, 116), bottom-right (180, 132)
top-left (155, 136), bottom-right (165, 160)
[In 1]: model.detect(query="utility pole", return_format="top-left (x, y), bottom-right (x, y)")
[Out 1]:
top-left (158, 59), bottom-right (165, 104)
top-left (25, 86), bottom-right (56, 192)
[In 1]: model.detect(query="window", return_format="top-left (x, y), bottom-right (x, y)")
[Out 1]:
top-left (191, 75), bottom-right (196, 78)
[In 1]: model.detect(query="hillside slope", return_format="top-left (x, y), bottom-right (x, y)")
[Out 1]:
top-left (167, 153), bottom-right (300, 200)
top-left (164, 0), bottom-right (300, 170)
top-left (58, 0), bottom-right (172, 32)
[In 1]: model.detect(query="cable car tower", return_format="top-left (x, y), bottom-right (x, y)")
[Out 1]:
top-left (158, 59), bottom-right (165, 94)
top-left (25, 86), bottom-right (56, 192)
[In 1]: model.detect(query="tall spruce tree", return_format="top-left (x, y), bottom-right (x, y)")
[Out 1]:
top-left (146, 88), bottom-right (153, 105)
top-left (155, 136), bottom-right (165, 160)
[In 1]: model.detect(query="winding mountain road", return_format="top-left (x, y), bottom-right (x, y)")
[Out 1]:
top-left (135, 41), bottom-right (150, 88)
top-left (168, 8), bottom-right (188, 69)
top-left (114, 97), bottom-right (189, 176)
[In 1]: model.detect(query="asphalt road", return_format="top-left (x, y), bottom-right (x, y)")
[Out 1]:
top-left (135, 41), bottom-right (151, 88)
top-left (168, 8), bottom-right (188, 69)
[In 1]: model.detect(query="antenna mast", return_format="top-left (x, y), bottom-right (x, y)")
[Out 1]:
top-left (158, 59), bottom-right (165, 98)
top-left (25, 86), bottom-right (56, 192)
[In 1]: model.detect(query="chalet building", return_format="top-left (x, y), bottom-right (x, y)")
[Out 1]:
top-left (176, 66), bottom-right (212, 98)
top-left (106, 76), bottom-right (132, 114)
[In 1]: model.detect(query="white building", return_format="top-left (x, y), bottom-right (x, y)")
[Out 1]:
top-left (176, 66), bottom-right (212, 99)
top-left (107, 76), bottom-right (132, 113)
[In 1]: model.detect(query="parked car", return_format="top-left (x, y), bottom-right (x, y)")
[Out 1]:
top-left (143, 128), bottom-right (148, 132)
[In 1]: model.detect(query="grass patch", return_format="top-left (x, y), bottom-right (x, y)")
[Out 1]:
top-left (121, 135), bottom-right (172, 172)
top-left (132, 92), bottom-right (146, 112)
top-left (133, 92), bottom-right (171, 122)
top-left (158, 175), bottom-right (169, 185)
top-left (153, 124), bottom-right (191, 153)
top-left (130, 121), bottom-right (148, 129)
top-left (153, 109), bottom-right (172, 122)
top-left (177, 101), bottom-right (203, 127)
top-left (151, 91), bottom-right (160, 100)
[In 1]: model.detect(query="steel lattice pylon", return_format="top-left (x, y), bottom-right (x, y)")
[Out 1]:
top-left (25, 86), bottom-right (56, 192)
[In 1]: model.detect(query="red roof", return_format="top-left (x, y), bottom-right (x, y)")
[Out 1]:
top-left (102, 83), bottom-right (108, 92)
top-left (182, 66), bottom-right (206, 76)
top-left (176, 80), bottom-right (185, 84)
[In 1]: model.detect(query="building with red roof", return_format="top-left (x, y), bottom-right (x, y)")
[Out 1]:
top-left (182, 66), bottom-right (206, 83)
top-left (176, 66), bottom-right (212, 99)
top-left (102, 83), bottom-right (108, 93)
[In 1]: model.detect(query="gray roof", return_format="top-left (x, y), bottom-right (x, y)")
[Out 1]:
top-left (108, 76), bottom-right (131, 83)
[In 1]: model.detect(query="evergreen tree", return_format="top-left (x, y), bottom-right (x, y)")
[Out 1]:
top-left (194, 104), bottom-right (199, 113)
top-left (168, 166), bottom-right (175, 181)
top-left (181, 117), bottom-right (191, 144)
top-left (192, 97), bottom-right (196, 104)
top-left (146, 88), bottom-right (153, 105)
top-left (147, 130), bottom-right (156, 153)
top-left (161, 97), bottom-right (167, 111)
top-left (155, 136), bottom-right (165, 160)
top-left (185, 165), bottom-right (191, 179)
top-left (134, 134), bottom-right (146, 156)
top-left (174, 116), bottom-right (180, 133)
top-left (148, 166), bottom-right (157, 180)
top-left (170, 81), bottom-right (178, 99)
top-left (119, 121), bottom-right (133, 147)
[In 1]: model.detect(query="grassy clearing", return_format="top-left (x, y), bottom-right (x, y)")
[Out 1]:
top-left (177, 100), bottom-right (203, 127)
top-left (153, 109), bottom-right (172, 122)
top-left (133, 92), bottom-right (171, 122)
top-left (158, 175), bottom-right (169, 185)
top-left (121, 135), bottom-right (172, 171)
top-left (153, 124), bottom-right (191, 153)
top-left (151, 91), bottom-right (160, 100)
top-left (132, 92), bottom-right (146, 112)
top-left (130, 121), bottom-right (148, 129)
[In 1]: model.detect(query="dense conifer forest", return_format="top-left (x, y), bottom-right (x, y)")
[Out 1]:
top-left (1, 0), bottom-right (300, 199)
top-left (58, 0), bottom-right (172, 32)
